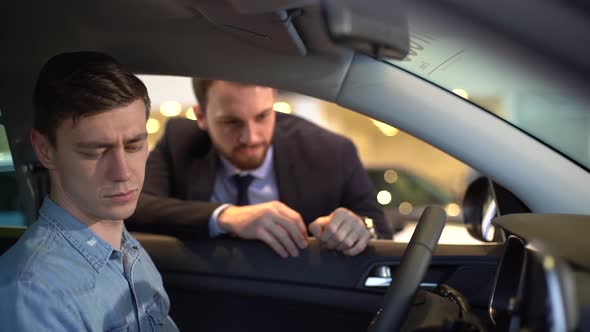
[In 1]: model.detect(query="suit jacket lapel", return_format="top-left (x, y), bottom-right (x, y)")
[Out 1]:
top-left (186, 146), bottom-right (218, 201)
top-left (274, 133), bottom-right (299, 211)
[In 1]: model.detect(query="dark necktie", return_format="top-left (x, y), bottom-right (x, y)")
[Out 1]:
top-left (232, 174), bottom-right (255, 206)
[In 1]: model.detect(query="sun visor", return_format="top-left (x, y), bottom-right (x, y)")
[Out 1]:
top-left (321, 0), bottom-right (409, 60)
top-left (191, 0), bottom-right (307, 56)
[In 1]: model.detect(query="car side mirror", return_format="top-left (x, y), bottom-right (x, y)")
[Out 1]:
top-left (462, 177), bottom-right (503, 242)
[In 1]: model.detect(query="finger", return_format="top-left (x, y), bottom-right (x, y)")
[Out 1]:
top-left (335, 224), bottom-right (363, 251)
top-left (257, 228), bottom-right (289, 258)
top-left (343, 231), bottom-right (371, 256)
top-left (274, 202), bottom-right (307, 235)
top-left (271, 204), bottom-right (307, 249)
top-left (315, 217), bottom-right (341, 249)
top-left (272, 214), bottom-right (308, 250)
top-left (334, 218), bottom-right (357, 249)
top-left (265, 219), bottom-right (300, 257)
top-left (335, 212), bottom-right (366, 250)
top-left (308, 216), bottom-right (328, 238)
top-left (320, 212), bottom-right (347, 248)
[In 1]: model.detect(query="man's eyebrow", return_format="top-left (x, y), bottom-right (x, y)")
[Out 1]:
top-left (76, 132), bottom-right (148, 149)
top-left (216, 114), bottom-right (241, 121)
top-left (124, 132), bottom-right (148, 144)
top-left (219, 108), bottom-right (272, 118)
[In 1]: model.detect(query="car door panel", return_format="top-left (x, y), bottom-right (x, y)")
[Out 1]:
top-left (135, 233), bottom-right (501, 332)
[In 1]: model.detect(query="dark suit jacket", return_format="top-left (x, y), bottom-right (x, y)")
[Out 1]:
top-left (127, 112), bottom-right (393, 239)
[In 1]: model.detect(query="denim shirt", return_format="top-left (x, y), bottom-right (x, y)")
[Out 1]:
top-left (0, 198), bottom-right (178, 331)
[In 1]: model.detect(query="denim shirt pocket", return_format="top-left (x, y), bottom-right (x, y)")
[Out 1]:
top-left (146, 293), bottom-right (168, 331)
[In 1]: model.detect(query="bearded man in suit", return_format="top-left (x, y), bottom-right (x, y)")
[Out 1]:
top-left (128, 79), bottom-right (392, 257)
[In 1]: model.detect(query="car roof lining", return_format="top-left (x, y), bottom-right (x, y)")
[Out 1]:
top-left (0, 0), bottom-right (352, 93)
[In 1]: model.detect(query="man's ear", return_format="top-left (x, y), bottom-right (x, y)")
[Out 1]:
top-left (30, 130), bottom-right (55, 170)
top-left (194, 104), bottom-right (208, 131)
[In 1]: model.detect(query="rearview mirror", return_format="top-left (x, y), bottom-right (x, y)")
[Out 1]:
top-left (321, 0), bottom-right (409, 59)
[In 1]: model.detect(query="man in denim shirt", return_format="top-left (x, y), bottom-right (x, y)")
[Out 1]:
top-left (0, 52), bottom-right (178, 331)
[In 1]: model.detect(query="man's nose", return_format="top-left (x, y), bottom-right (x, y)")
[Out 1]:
top-left (108, 148), bottom-right (131, 181)
top-left (239, 122), bottom-right (258, 144)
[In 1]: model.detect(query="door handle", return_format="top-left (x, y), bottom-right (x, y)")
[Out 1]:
top-left (364, 265), bottom-right (438, 289)
top-left (364, 265), bottom-right (392, 287)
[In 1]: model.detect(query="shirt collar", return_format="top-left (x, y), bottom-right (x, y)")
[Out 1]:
top-left (219, 146), bottom-right (274, 180)
top-left (39, 197), bottom-right (137, 273)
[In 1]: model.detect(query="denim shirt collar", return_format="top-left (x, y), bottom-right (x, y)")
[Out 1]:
top-left (38, 197), bottom-right (140, 273)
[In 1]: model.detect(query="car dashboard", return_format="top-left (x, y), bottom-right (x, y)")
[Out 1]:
top-left (490, 214), bottom-right (590, 331)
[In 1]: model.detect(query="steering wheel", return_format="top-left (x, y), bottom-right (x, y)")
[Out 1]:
top-left (368, 206), bottom-right (446, 332)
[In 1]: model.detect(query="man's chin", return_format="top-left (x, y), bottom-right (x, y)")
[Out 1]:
top-left (229, 148), bottom-right (268, 170)
top-left (231, 156), bottom-right (265, 170)
top-left (99, 203), bottom-right (137, 222)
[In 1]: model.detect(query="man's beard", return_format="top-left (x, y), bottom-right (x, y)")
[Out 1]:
top-left (218, 142), bottom-right (271, 170)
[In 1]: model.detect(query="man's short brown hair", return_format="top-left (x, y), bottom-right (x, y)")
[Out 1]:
top-left (191, 78), bottom-right (214, 113)
top-left (33, 51), bottom-right (150, 146)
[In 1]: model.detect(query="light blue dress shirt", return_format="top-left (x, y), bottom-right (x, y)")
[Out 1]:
top-left (208, 147), bottom-right (279, 236)
top-left (0, 198), bottom-right (178, 331)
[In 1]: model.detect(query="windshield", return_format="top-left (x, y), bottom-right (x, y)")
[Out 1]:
top-left (382, 7), bottom-right (590, 170)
